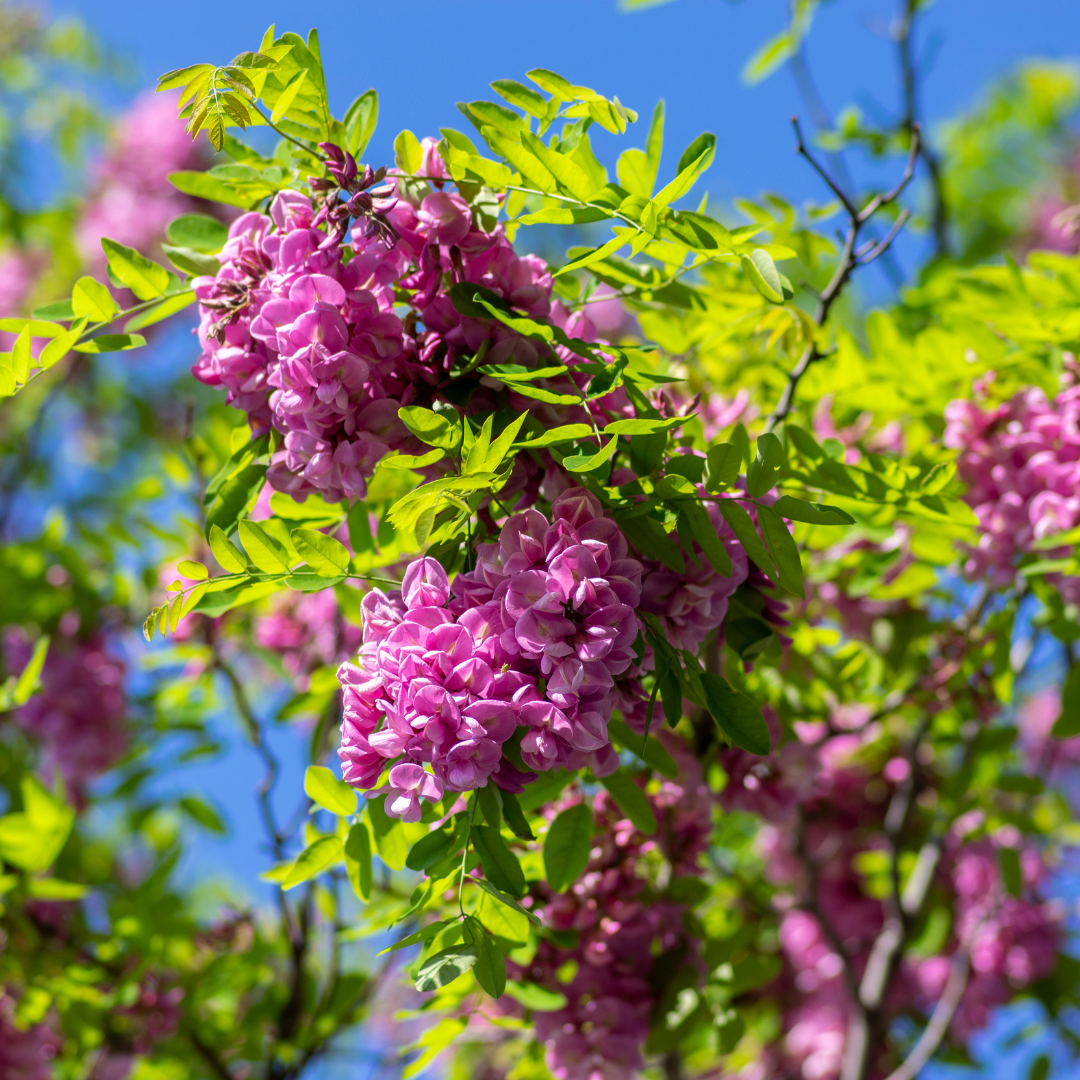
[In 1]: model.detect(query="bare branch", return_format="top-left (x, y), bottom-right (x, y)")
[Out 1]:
top-left (883, 951), bottom-right (970, 1080)
top-left (791, 117), bottom-right (859, 219)
top-left (858, 127), bottom-right (921, 223)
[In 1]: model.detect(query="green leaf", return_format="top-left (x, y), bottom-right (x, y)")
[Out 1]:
top-left (514, 424), bottom-right (594, 449)
top-left (599, 770), bottom-right (658, 834)
top-left (177, 559), bottom-right (208, 580)
top-left (124, 291), bottom-right (197, 332)
top-left (379, 920), bottom-right (452, 956)
top-left (526, 68), bottom-right (575, 98)
top-left (681, 502), bottom-right (734, 577)
top-left (473, 824), bottom-right (526, 898)
top-left (71, 334), bottom-right (146, 354)
top-left (522, 130), bottom-right (597, 201)
top-left (743, 27), bottom-right (798, 84)
top-left (618, 513), bottom-right (685, 574)
top-left (500, 791), bottom-right (535, 841)
top-left (179, 795), bottom-right (226, 833)
top-left (503, 981), bottom-right (568, 1011)
top-left (162, 244), bottom-right (221, 277)
top-left (415, 944), bottom-right (479, 992)
top-left (72, 276), bottom-right (119, 322)
top-left (999, 847), bottom-right (1022, 897)
top-left (271, 68), bottom-right (308, 123)
top-left (237, 519), bottom-right (290, 574)
top-left (166, 213), bottom-right (229, 253)
top-left (26, 878), bottom-right (88, 900)
top-left (477, 782), bottom-right (503, 829)
top-left (394, 129), bottom-right (424, 174)
top-left (605, 416), bottom-right (686, 435)
top-left (472, 876), bottom-right (542, 925)
top-left (282, 835), bottom-right (342, 890)
top-left (29, 300), bottom-right (75, 321)
top-left (367, 795), bottom-right (410, 871)
top-left (402, 1018), bottom-right (467, 1079)
top-left (544, 801), bottom-right (593, 892)
top-left (466, 917), bottom-right (507, 999)
top-left (344, 822), bottom-right (373, 900)
top-left (100, 238), bottom-right (170, 300)
top-left (607, 719), bottom-right (678, 779)
top-left (169, 171), bottom-right (261, 209)
top-left (0, 777), bottom-right (74, 872)
top-left (653, 138), bottom-right (714, 209)
top-left (398, 405), bottom-right (459, 451)
top-left (563, 436), bottom-right (618, 473)
top-left (406, 824), bottom-right (458, 873)
top-left (519, 206), bottom-right (610, 226)
top-left (292, 527), bottom-right (350, 575)
top-left (746, 432), bottom-right (786, 497)
top-left (10, 635), bottom-right (49, 706)
top-left (475, 890), bottom-right (531, 945)
top-left (716, 500), bottom-right (777, 584)
top-left (39, 324), bottom-right (85, 369)
top-left (740, 248), bottom-right (789, 304)
top-left (344, 89), bottom-right (378, 156)
top-left (1052, 663), bottom-right (1080, 739)
top-left (700, 675), bottom-right (770, 755)
top-left (491, 78), bottom-right (549, 118)
top-left (304, 765), bottom-right (357, 816)
top-left (208, 524), bottom-right (247, 573)
top-left (704, 443), bottom-right (742, 491)
top-left (772, 495), bottom-right (854, 526)
top-left (757, 503), bottom-right (804, 598)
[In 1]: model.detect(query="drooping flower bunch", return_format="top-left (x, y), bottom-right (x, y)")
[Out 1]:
top-left (721, 715), bottom-right (1061, 1080)
top-left (76, 91), bottom-right (209, 271)
top-left (3, 624), bottom-right (128, 802)
top-left (0, 994), bottom-right (59, 1080)
top-left (944, 371), bottom-right (1080, 601)
top-left (499, 746), bottom-right (712, 1080)
top-left (255, 587), bottom-right (363, 686)
top-left (337, 488), bottom-right (642, 816)
top-left (191, 140), bottom-right (569, 504)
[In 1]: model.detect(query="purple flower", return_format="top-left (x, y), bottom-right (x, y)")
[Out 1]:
top-left (386, 762), bottom-right (444, 822)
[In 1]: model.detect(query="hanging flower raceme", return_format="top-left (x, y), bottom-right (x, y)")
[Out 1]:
top-left (336, 489), bottom-right (642, 818)
top-left (76, 90), bottom-right (209, 271)
top-left (254, 587), bottom-right (363, 687)
top-left (4, 625), bottom-right (128, 802)
top-left (190, 138), bottom-right (571, 505)
top-left (721, 715), bottom-right (1061, 1080)
top-left (944, 373), bottom-right (1080, 601)
top-left (497, 746), bottom-right (712, 1080)
top-left (0, 994), bottom-right (60, 1080)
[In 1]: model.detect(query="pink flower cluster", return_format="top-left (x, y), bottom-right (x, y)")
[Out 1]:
top-left (0, 995), bottom-right (59, 1080)
top-left (4, 625), bottom-right (128, 801)
top-left (191, 140), bottom-right (561, 504)
top-left (945, 377), bottom-right (1080, 602)
top-left (336, 489), bottom-right (641, 818)
top-left (721, 719), bottom-right (1060, 1079)
top-left (255, 587), bottom-right (362, 686)
top-left (76, 90), bottom-right (208, 270)
top-left (638, 498), bottom-right (749, 654)
top-left (505, 745), bottom-right (712, 1080)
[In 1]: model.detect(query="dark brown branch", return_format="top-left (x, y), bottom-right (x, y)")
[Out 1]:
top-left (188, 1030), bottom-right (235, 1080)
top-left (793, 807), bottom-right (860, 1004)
top-left (895, 0), bottom-right (950, 259)
top-left (766, 120), bottom-right (920, 431)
